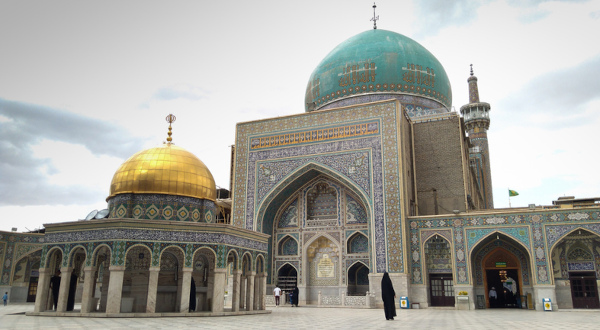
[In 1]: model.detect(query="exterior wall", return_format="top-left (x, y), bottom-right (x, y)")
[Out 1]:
top-left (408, 206), bottom-right (600, 310)
top-left (413, 114), bottom-right (468, 215)
top-left (0, 231), bottom-right (44, 303)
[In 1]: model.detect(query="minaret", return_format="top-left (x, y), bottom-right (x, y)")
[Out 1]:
top-left (460, 65), bottom-right (494, 209)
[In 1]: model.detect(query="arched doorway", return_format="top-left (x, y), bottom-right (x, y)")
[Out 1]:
top-left (11, 250), bottom-right (41, 303)
top-left (67, 246), bottom-right (86, 311)
top-left (93, 245), bottom-right (112, 313)
top-left (192, 249), bottom-right (215, 312)
top-left (277, 263), bottom-right (298, 294)
top-left (483, 248), bottom-right (521, 308)
top-left (471, 234), bottom-right (532, 309)
top-left (257, 166), bottom-right (372, 305)
top-left (550, 229), bottom-right (600, 309)
top-left (122, 245), bottom-right (151, 313)
top-left (424, 235), bottom-right (454, 307)
top-left (347, 262), bottom-right (369, 295)
top-left (156, 247), bottom-right (184, 312)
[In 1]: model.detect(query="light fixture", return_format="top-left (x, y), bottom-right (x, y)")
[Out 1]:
top-left (496, 234), bottom-right (499, 240)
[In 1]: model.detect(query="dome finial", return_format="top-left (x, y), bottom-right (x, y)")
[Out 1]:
top-left (165, 113), bottom-right (176, 143)
top-left (470, 64), bottom-right (474, 76)
top-left (371, 2), bottom-right (379, 30)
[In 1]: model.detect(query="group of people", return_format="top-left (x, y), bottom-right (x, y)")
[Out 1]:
top-left (273, 285), bottom-right (299, 307)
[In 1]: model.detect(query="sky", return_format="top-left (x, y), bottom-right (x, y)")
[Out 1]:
top-left (1, 0), bottom-right (599, 232)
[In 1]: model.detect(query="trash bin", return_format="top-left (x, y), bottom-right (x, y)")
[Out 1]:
top-left (399, 296), bottom-right (410, 309)
top-left (543, 298), bottom-right (552, 311)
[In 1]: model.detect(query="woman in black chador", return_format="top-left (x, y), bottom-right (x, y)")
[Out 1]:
top-left (292, 286), bottom-right (299, 307)
top-left (381, 272), bottom-right (396, 320)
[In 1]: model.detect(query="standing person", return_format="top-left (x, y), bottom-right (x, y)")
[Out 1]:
top-left (488, 287), bottom-right (497, 308)
top-left (292, 286), bottom-right (299, 307)
top-left (2, 292), bottom-right (7, 306)
top-left (273, 285), bottom-right (282, 307)
top-left (50, 271), bottom-right (61, 311)
top-left (381, 272), bottom-right (396, 320)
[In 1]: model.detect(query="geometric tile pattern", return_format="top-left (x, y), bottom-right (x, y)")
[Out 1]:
top-left (234, 101), bottom-right (405, 274)
top-left (108, 193), bottom-right (217, 222)
top-left (409, 208), bottom-right (600, 285)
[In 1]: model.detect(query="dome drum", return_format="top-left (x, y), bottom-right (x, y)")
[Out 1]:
top-left (107, 193), bottom-right (217, 222)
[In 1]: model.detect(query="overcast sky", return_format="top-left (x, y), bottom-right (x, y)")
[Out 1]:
top-left (1, 0), bottom-right (599, 232)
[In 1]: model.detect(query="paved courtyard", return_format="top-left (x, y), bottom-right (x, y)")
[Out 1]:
top-left (1, 304), bottom-right (600, 329)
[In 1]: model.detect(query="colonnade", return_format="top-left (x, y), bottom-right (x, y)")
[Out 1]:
top-left (34, 266), bottom-right (268, 314)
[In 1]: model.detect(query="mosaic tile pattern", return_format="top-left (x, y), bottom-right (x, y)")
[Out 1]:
top-left (408, 208), bottom-right (600, 285)
top-left (0, 233), bottom-right (44, 285)
top-left (250, 121), bottom-right (379, 150)
top-left (235, 101), bottom-right (404, 274)
top-left (278, 199), bottom-right (298, 228)
top-left (346, 194), bottom-right (367, 224)
top-left (45, 228), bottom-right (267, 251)
top-left (348, 234), bottom-right (368, 253)
top-left (108, 193), bottom-right (217, 222)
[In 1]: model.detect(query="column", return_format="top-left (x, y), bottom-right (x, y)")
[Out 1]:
top-left (211, 268), bottom-right (227, 312)
top-left (260, 272), bottom-right (267, 310)
top-left (253, 273), bottom-right (261, 310)
top-left (80, 266), bottom-right (97, 313)
top-left (239, 276), bottom-right (246, 310)
top-left (34, 268), bottom-right (51, 312)
top-left (231, 270), bottom-right (241, 312)
top-left (145, 266), bottom-right (160, 313)
top-left (56, 267), bottom-right (73, 312)
top-left (179, 267), bottom-right (193, 313)
top-left (245, 271), bottom-right (255, 311)
top-left (106, 266), bottom-right (126, 314)
top-left (99, 266), bottom-right (110, 312)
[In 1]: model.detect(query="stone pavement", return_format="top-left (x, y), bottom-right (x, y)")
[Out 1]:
top-left (1, 304), bottom-right (600, 329)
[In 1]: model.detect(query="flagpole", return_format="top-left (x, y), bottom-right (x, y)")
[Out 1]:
top-left (508, 188), bottom-right (511, 208)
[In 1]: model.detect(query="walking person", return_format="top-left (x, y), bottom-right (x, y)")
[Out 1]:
top-left (489, 287), bottom-right (497, 308)
top-left (381, 272), bottom-right (396, 320)
top-left (273, 285), bottom-right (282, 307)
top-left (2, 292), bottom-right (7, 306)
top-left (292, 286), bottom-right (299, 307)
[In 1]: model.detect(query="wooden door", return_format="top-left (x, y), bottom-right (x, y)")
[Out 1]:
top-left (429, 274), bottom-right (455, 306)
top-left (27, 277), bottom-right (38, 302)
top-left (570, 273), bottom-right (600, 309)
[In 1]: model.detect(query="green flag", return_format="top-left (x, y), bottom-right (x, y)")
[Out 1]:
top-left (509, 189), bottom-right (519, 197)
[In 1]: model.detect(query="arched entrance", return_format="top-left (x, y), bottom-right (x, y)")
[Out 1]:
top-left (424, 235), bottom-right (454, 307)
top-left (277, 263), bottom-right (298, 294)
top-left (122, 245), bottom-right (151, 313)
top-left (550, 229), bottom-right (600, 309)
top-left (192, 248), bottom-right (215, 312)
top-left (11, 250), bottom-right (41, 303)
top-left (156, 247), bottom-right (184, 312)
top-left (483, 248), bottom-right (521, 308)
top-left (471, 234), bottom-right (532, 309)
top-left (347, 262), bottom-right (368, 295)
top-left (259, 168), bottom-right (371, 305)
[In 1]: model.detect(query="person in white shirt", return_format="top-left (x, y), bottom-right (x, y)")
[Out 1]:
top-left (273, 285), bottom-right (282, 306)
top-left (489, 287), bottom-right (497, 308)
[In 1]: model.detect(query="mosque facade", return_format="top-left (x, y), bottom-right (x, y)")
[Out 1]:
top-left (1, 25), bottom-right (600, 314)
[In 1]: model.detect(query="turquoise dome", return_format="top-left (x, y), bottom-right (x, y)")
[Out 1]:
top-left (305, 29), bottom-right (452, 112)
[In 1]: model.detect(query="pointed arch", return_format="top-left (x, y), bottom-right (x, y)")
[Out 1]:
top-left (256, 162), bottom-right (372, 234)
top-left (347, 231), bottom-right (369, 254)
top-left (470, 232), bottom-right (533, 287)
top-left (278, 235), bottom-right (299, 256)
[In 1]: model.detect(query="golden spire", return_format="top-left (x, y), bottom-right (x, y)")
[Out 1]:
top-left (165, 113), bottom-right (176, 143)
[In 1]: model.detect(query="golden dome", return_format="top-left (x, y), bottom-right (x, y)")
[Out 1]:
top-left (108, 143), bottom-right (216, 201)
